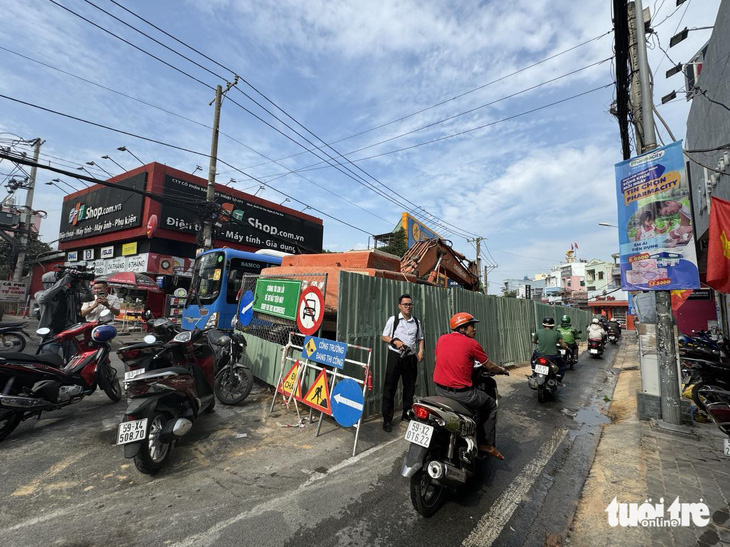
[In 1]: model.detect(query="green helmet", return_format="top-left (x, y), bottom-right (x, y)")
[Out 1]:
top-left (561, 315), bottom-right (571, 326)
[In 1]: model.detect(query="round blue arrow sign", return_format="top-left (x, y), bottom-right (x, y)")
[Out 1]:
top-left (238, 290), bottom-right (254, 326)
top-left (330, 378), bottom-right (364, 427)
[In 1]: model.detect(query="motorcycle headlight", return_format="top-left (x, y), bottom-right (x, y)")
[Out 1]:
top-left (205, 312), bottom-right (218, 329)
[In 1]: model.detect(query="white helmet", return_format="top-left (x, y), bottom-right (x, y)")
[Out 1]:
top-left (592, 318), bottom-right (600, 324)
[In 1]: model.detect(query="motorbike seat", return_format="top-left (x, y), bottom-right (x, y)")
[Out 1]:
top-left (0, 322), bottom-right (27, 329)
top-left (0, 351), bottom-right (64, 368)
top-left (419, 396), bottom-right (473, 417)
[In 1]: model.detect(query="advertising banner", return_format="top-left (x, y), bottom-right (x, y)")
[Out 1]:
top-left (253, 278), bottom-right (302, 320)
top-left (159, 176), bottom-right (323, 253)
top-left (614, 141), bottom-right (700, 290)
top-left (0, 281), bottom-right (27, 302)
top-left (401, 212), bottom-right (441, 248)
top-left (59, 173), bottom-right (146, 242)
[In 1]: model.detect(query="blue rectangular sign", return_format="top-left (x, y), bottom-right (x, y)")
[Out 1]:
top-left (614, 141), bottom-right (700, 291)
top-left (302, 336), bottom-right (347, 369)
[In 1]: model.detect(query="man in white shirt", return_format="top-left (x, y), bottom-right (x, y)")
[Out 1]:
top-left (81, 281), bottom-right (121, 322)
top-left (380, 294), bottom-right (425, 432)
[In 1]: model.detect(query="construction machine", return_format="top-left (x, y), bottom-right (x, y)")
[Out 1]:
top-left (400, 238), bottom-right (481, 290)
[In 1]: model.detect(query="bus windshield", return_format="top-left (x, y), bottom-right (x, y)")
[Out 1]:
top-left (188, 251), bottom-right (225, 305)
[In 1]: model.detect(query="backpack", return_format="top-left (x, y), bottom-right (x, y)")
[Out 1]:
top-left (391, 314), bottom-right (421, 341)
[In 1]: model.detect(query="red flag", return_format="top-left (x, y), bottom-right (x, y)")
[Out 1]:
top-left (574, 242), bottom-right (579, 249)
top-left (570, 243), bottom-right (574, 250)
top-left (671, 290), bottom-right (692, 310)
top-left (707, 196), bottom-right (730, 293)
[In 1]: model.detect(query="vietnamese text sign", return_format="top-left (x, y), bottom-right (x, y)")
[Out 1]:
top-left (302, 335), bottom-right (347, 369)
top-left (252, 278), bottom-right (302, 321)
top-left (614, 141), bottom-right (700, 290)
top-left (159, 175), bottom-right (323, 253)
top-left (0, 281), bottom-right (27, 302)
top-left (59, 173), bottom-right (146, 242)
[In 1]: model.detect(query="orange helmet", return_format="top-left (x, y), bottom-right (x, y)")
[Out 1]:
top-left (450, 312), bottom-right (479, 331)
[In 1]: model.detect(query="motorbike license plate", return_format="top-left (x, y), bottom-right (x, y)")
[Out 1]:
top-left (116, 418), bottom-right (148, 445)
top-left (535, 364), bottom-right (550, 375)
top-left (124, 368), bottom-right (145, 382)
top-left (590, 349), bottom-right (598, 354)
top-left (724, 439), bottom-right (730, 457)
top-left (405, 421), bottom-right (434, 448)
top-left (559, 349), bottom-right (566, 356)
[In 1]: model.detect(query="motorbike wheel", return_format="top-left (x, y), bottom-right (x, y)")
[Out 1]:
top-left (691, 381), bottom-right (710, 412)
top-left (0, 410), bottom-right (22, 442)
top-left (410, 468), bottom-right (446, 518)
top-left (0, 333), bottom-right (26, 353)
top-left (98, 361), bottom-right (122, 402)
top-left (537, 384), bottom-right (547, 403)
top-left (134, 412), bottom-right (173, 475)
top-left (214, 365), bottom-right (254, 405)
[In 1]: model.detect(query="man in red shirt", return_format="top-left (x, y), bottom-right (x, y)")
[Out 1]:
top-left (434, 312), bottom-right (509, 460)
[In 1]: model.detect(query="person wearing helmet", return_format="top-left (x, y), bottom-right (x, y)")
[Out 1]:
top-left (557, 315), bottom-right (581, 364)
top-left (433, 312), bottom-right (509, 459)
top-left (587, 317), bottom-right (607, 343)
top-left (533, 317), bottom-right (570, 379)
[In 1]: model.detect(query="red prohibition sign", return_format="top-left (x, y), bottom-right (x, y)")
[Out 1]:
top-left (297, 286), bottom-right (324, 336)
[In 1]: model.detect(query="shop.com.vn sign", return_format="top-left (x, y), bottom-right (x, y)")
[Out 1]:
top-left (606, 497), bottom-right (710, 527)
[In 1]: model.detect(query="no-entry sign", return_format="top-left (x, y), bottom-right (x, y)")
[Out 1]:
top-left (296, 286), bottom-right (324, 336)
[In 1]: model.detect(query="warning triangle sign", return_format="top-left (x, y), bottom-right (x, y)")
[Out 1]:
top-left (302, 369), bottom-right (332, 416)
top-left (277, 361), bottom-right (302, 400)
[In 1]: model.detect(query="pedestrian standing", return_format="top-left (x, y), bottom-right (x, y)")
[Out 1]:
top-left (380, 294), bottom-right (424, 432)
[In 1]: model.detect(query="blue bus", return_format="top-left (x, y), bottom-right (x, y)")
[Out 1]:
top-left (181, 248), bottom-right (282, 331)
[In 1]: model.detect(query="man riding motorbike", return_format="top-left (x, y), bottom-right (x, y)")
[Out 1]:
top-left (533, 317), bottom-right (569, 380)
top-left (587, 318), bottom-right (607, 346)
top-left (433, 312), bottom-right (509, 460)
top-left (557, 315), bottom-right (580, 364)
top-left (607, 319), bottom-right (621, 339)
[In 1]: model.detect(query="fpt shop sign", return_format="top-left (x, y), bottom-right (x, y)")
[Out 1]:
top-left (59, 173), bottom-right (146, 242)
top-left (159, 175), bottom-right (323, 253)
top-left (252, 278), bottom-right (302, 321)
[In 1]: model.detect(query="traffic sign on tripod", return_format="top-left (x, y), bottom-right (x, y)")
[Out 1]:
top-left (296, 286), bottom-right (324, 336)
top-left (330, 378), bottom-right (364, 427)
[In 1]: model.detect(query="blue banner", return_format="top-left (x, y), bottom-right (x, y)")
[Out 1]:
top-left (302, 335), bottom-right (347, 369)
top-left (614, 141), bottom-right (700, 291)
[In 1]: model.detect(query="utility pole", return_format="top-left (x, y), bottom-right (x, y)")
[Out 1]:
top-left (13, 138), bottom-right (41, 282)
top-left (484, 266), bottom-right (488, 295)
top-left (474, 237), bottom-right (483, 291)
top-left (627, 1), bottom-right (647, 152)
top-left (632, 0), bottom-right (681, 426)
top-left (203, 77), bottom-right (238, 250)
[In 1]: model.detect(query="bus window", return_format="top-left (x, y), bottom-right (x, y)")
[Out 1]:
top-left (188, 251), bottom-right (225, 305)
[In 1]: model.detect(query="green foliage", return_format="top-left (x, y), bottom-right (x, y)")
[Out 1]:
top-left (378, 227), bottom-right (408, 258)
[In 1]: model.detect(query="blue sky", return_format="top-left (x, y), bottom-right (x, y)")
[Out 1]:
top-left (0, 0), bottom-right (720, 293)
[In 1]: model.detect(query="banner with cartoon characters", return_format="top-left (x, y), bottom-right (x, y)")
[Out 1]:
top-left (614, 140), bottom-right (700, 290)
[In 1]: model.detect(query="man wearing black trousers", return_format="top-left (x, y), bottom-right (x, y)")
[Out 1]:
top-left (380, 294), bottom-right (424, 432)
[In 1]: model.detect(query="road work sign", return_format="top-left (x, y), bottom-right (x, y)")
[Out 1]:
top-left (330, 379), bottom-right (364, 427)
top-left (302, 369), bottom-right (331, 416)
top-left (277, 361), bottom-right (302, 399)
top-left (302, 335), bottom-right (347, 369)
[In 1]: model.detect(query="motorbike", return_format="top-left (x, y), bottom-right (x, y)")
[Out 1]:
top-left (0, 313), bottom-right (121, 442)
top-left (401, 367), bottom-right (506, 517)
top-left (588, 338), bottom-right (604, 358)
top-left (528, 353), bottom-right (562, 403)
top-left (695, 386), bottom-right (730, 437)
top-left (607, 327), bottom-right (620, 345)
top-left (0, 321), bottom-right (32, 353)
top-left (117, 317), bottom-right (180, 374)
top-left (208, 329), bottom-right (254, 405)
top-left (118, 328), bottom-right (216, 475)
top-left (681, 357), bottom-right (730, 412)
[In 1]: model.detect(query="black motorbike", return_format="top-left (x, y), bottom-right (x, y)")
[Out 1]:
top-left (208, 329), bottom-right (254, 405)
top-left (0, 321), bottom-right (32, 352)
top-left (401, 367), bottom-right (506, 517)
top-left (528, 353), bottom-right (562, 403)
top-left (681, 357), bottom-right (730, 412)
top-left (696, 386), bottom-right (730, 437)
top-left (588, 338), bottom-right (604, 358)
top-left (607, 326), bottom-right (620, 345)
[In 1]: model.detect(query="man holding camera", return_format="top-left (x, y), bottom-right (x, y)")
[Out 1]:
top-left (380, 294), bottom-right (424, 433)
top-left (81, 281), bottom-right (120, 322)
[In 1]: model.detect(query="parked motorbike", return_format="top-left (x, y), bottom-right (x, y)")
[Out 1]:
top-left (401, 367), bottom-right (506, 517)
top-left (118, 328), bottom-right (216, 475)
top-left (528, 353), bottom-right (562, 403)
top-left (117, 318), bottom-right (179, 374)
top-left (0, 313), bottom-right (120, 442)
top-left (696, 386), bottom-right (730, 437)
top-left (681, 357), bottom-right (730, 412)
top-left (0, 321), bottom-right (31, 353)
top-left (208, 329), bottom-right (254, 405)
top-left (587, 338), bottom-right (604, 358)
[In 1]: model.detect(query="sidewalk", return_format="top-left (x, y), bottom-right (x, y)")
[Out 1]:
top-left (568, 333), bottom-right (730, 546)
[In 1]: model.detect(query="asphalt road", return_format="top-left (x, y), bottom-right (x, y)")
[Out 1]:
top-left (0, 336), bottom-right (621, 547)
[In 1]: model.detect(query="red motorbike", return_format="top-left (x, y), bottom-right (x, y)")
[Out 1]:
top-left (0, 317), bottom-right (121, 442)
top-left (118, 328), bottom-right (215, 475)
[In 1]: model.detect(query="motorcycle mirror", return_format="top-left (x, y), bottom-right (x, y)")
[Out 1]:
top-left (36, 327), bottom-right (51, 336)
top-left (143, 334), bottom-right (157, 344)
top-left (216, 335), bottom-right (232, 347)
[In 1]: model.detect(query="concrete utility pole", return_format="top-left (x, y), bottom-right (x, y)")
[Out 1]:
top-left (203, 77), bottom-right (239, 250)
top-left (13, 138), bottom-right (41, 282)
top-left (484, 266), bottom-right (488, 295)
top-left (475, 237), bottom-right (483, 291)
top-left (632, 0), bottom-right (681, 426)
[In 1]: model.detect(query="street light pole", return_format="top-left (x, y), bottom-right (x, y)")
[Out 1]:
top-left (117, 146), bottom-right (145, 166)
top-left (86, 161), bottom-right (113, 178)
top-left (101, 154), bottom-right (126, 171)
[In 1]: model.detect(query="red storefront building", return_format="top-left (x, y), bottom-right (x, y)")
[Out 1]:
top-left (51, 163), bottom-right (324, 318)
